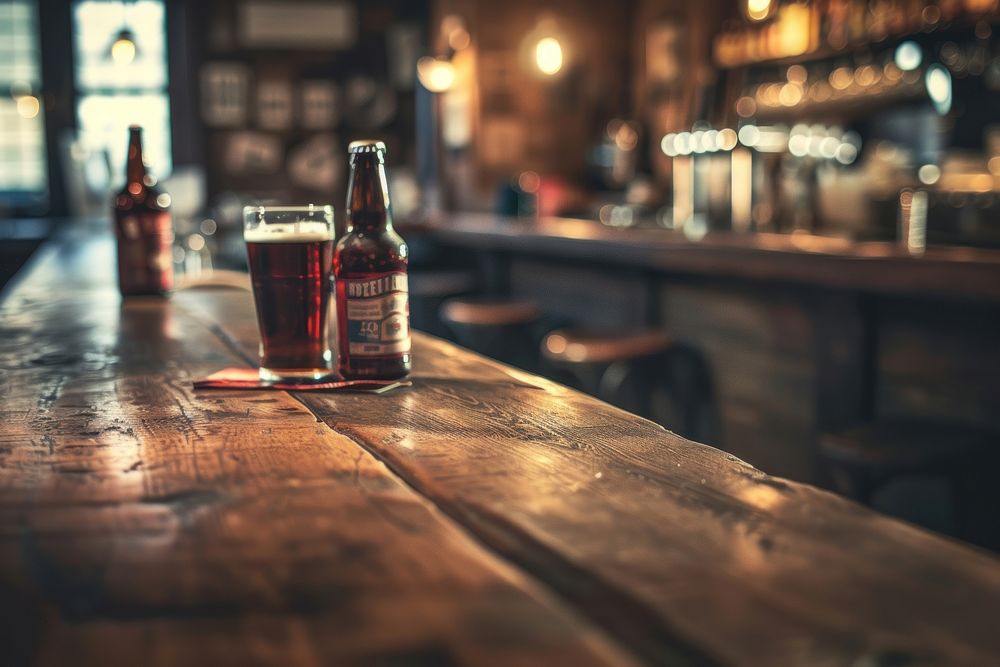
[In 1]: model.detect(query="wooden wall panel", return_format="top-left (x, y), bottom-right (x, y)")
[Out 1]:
top-left (509, 258), bottom-right (648, 329)
top-left (876, 298), bottom-right (1000, 429)
top-left (660, 282), bottom-right (818, 480)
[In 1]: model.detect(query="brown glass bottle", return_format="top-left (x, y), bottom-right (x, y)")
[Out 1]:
top-left (113, 125), bottom-right (173, 296)
top-left (334, 140), bottom-right (411, 379)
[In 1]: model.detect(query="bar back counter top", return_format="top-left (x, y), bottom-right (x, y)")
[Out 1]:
top-left (1, 219), bottom-right (999, 665)
top-left (405, 213), bottom-right (1000, 483)
top-left (405, 213), bottom-right (1000, 301)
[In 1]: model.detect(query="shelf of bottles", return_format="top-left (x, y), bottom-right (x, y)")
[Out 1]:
top-left (739, 59), bottom-right (931, 121)
top-left (714, 0), bottom-right (998, 68)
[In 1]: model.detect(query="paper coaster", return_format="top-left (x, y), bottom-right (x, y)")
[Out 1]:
top-left (193, 367), bottom-right (410, 393)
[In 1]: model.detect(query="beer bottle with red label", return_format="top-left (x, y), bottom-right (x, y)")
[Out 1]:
top-left (334, 140), bottom-right (411, 379)
top-left (113, 125), bottom-right (174, 296)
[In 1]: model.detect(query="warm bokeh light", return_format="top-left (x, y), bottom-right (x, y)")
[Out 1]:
top-left (545, 333), bottom-right (568, 355)
top-left (535, 37), bottom-right (563, 75)
top-left (778, 82), bottom-right (803, 107)
top-left (16, 95), bottom-right (40, 119)
top-left (416, 56), bottom-right (456, 92)
top-left (717, 128), bottom-right (738, 151)
top-left (449, 29), bottom-right (471, 51)
top-left (856, 65), bottom-right (878, 87)
top-left (735, 96), bottom-right (756, 118)
top-left (747, 0), bottom-right (773, 21)
top-left (786, 65), bottom-right (807, 84)
top-left (614, 122), bottom-right (639, 151)
top-left (829, 67), bottom-right (853, 90)
top-left (517, 170), bottom-right (540, 193)
top-left (111, 35), bottom-right (137, 65)
top-left (777, 4), bottom-right (811, 56)
top-left (442, 14), bottom-right (471, 51)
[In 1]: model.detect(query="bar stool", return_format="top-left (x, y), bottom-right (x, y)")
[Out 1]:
top-left (541, 329), bottom-right (716, 442)
top-left (408, 270), bottom-right (478, 339)
top-left (439, 297), bottom-right (542, 371)
top-left (820, 420), bottom-right (1000, 549)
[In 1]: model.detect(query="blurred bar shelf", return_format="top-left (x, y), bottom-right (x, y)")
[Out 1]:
top-left (407, 213), bottom-right (1000, 302)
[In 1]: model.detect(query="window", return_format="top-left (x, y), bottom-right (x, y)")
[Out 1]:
top-left (0, 0), bottom-right (47, 209)
top-left (73, 0), bottom-right (171, 187)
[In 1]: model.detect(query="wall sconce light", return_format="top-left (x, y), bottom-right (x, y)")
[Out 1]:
top-left (523, 17), bottom-right (568, 78)
top-left (535, 37), bottom-right (563, 76)
top-left (417, 56), bottom-right (456, 93)
top-left (746, 0), bottom-right (774, 22)
top-left (416, 14), bottom-right (471, 93)
top-left (110, 28), bottom-right (138, 65)
top-left (106, 1), bottom-right (140, 65)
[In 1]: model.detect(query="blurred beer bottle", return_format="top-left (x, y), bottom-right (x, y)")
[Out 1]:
top-left (113, 125), bottom-right (174, 296)
top-left (334, 140), bottom-right (411, 379)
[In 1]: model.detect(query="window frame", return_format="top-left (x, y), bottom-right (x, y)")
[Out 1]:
top-left (72, 0), bottom-right (173, 191)
top-left (0, 0), bottom-right (49, 215)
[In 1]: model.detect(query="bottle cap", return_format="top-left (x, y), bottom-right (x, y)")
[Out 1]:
top-left (348, 140), bottom-right (387, 155)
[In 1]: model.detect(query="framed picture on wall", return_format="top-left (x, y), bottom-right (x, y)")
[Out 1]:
top-left (300, 81), bottom-right (339, 130)
top-left (257, 79), bottom-right (294, 131)
top-left (344, 77), bottom-right (397, 129)
top-left (239, 1), bottom-right (357, 50)
top-left (288, 134), bottom-right (342, 192)
top-left (222, 131), bottom-right (282, 175)
top-left (201, 62), bottom-right (250, 127)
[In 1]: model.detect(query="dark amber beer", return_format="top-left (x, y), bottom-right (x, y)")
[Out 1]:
top-left (244, 207), bottom-right (335, 382)
top-left (113, 125), bottom-right (173, 296)
top-left (334, 141), bottom-right (411, 379)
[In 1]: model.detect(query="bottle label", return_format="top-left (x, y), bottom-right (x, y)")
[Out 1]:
top-left (342, 272), bottom-right (410, 356)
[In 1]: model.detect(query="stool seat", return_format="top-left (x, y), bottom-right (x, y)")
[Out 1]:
top-left (820, 420), bottom-right (993, 472)
top-left (543, 328), bottom-right (671, 364)
top-left (440, 298), bottom-right (541, 327)
top-left (820, 419), bottom-right (1000, 550)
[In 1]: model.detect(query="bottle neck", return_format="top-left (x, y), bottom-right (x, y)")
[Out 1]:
top-left (346, 154), bottom-right (392, 233)
top-left (126, 128), bottom-right (147, 193)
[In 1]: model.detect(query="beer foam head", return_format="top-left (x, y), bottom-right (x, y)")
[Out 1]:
top-left (244, 221), bottom-right (333, 243)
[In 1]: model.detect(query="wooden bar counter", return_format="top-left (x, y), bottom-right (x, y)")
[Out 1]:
top-left (407, 213), bottom-right (1000, 302)
top-left (404, 213), bottom-right (1000, 482)
top-left (2, 220), bottom-right (1000, 666)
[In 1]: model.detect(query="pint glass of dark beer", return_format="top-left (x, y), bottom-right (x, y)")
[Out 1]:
top-left (244, 205), bottom-right (335, 382)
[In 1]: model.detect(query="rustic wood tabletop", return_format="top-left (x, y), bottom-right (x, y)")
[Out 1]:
top-left (2, 221), bottom-right (999, 666)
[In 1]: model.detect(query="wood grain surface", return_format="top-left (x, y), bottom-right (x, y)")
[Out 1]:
top-left (0, 230), bottom-right (635, 666)
top-left (3, 223), bottom-right (1000, 666)
top-left (187, 283), bottom-right (1000, 666)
